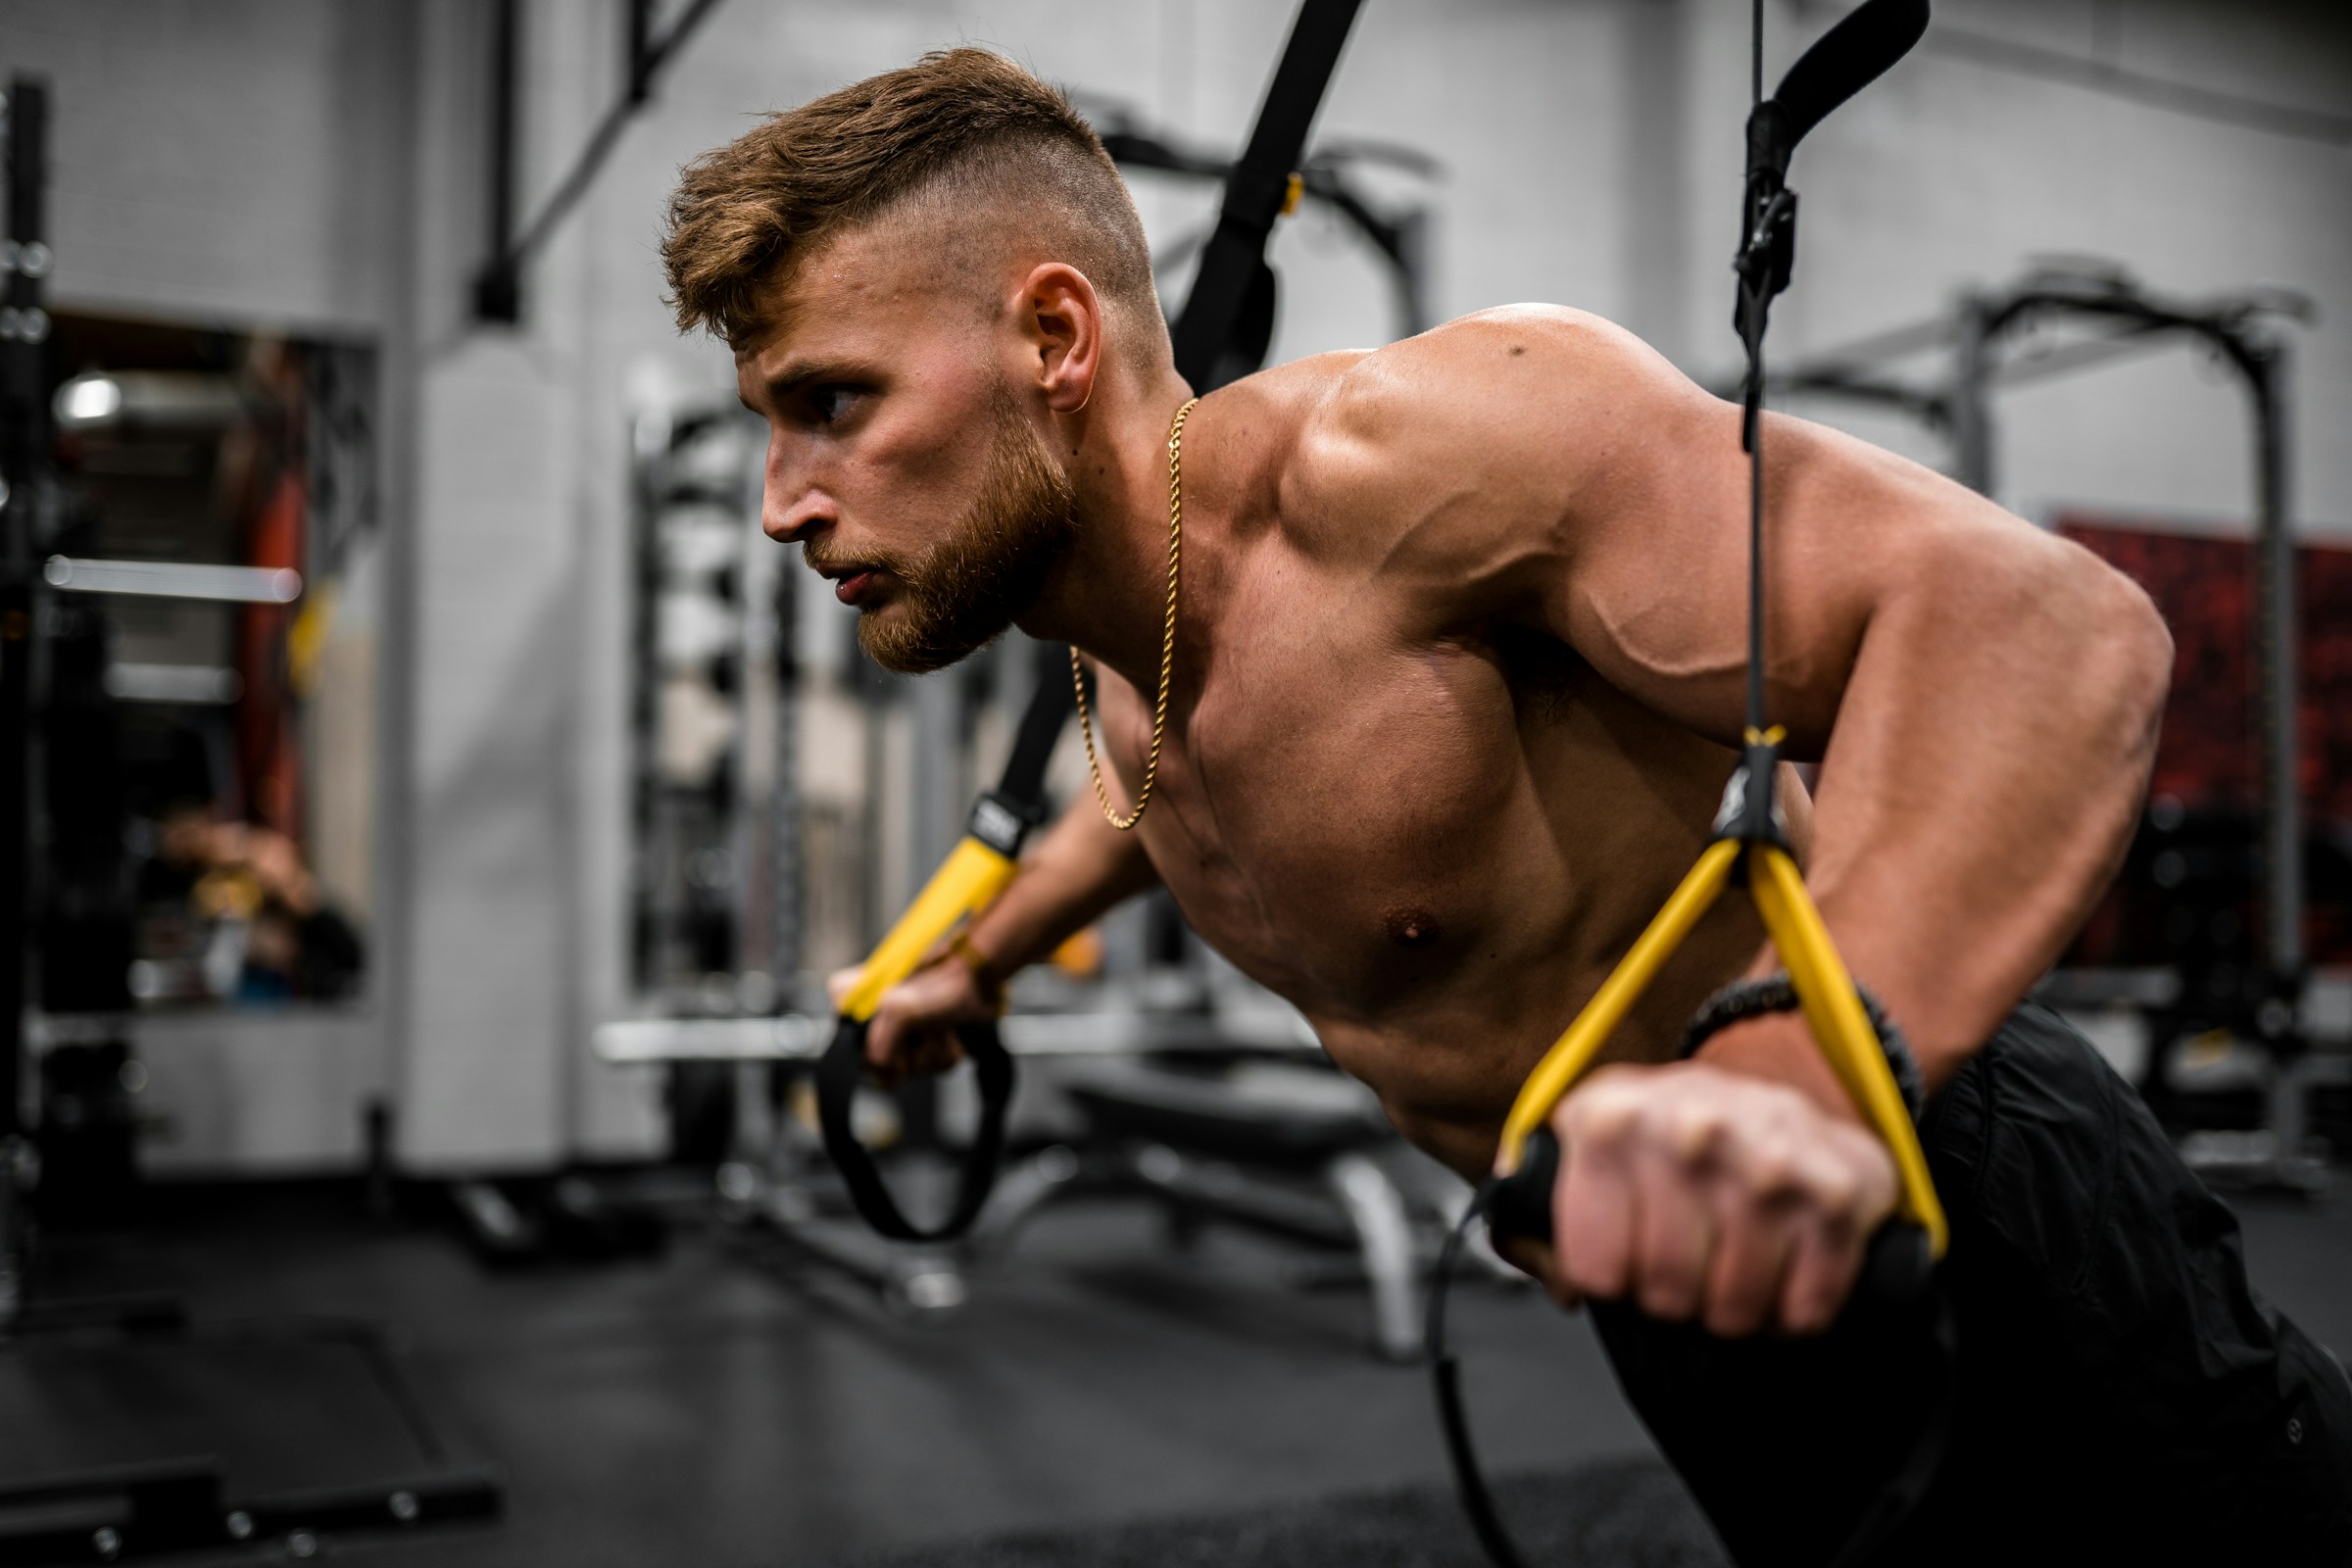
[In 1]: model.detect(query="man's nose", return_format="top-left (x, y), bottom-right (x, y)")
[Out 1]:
top-left (763, 485), bottom-right (831, 545)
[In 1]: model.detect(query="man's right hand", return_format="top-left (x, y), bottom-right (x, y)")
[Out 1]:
top-left (827, 954), bottom-right (1001, 1090)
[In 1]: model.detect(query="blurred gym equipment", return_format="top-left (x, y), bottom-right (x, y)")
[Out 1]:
top-left (471, 0), bottom-right (728, 322)
top-left (1746, 263), bottom-right (2338, 1188)
top-left (596, 995), bottom-right (1475, 1357)
top-left (0, 77), bottom-right (499, 1565)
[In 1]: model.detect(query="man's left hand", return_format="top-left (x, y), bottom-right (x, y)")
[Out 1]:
top-left (1500, 1056), bottom-right (1899, 1338)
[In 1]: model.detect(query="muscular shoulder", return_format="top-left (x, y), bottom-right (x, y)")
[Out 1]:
top-left (1278, 308), bottom-right (1714, 583)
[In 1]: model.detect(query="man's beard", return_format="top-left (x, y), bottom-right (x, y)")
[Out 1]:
top-left (816, 388), bottom-right (1078, 675)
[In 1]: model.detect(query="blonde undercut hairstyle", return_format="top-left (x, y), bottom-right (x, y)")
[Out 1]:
top-left (663, 48), bottom-right (1162, 357)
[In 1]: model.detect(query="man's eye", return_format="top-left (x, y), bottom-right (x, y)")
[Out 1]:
top-left (810, 386), bottom-right (858, 424)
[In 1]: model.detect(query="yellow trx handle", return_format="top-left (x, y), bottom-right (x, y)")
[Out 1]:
top-left (1494, 839), bottom-right (1947, 1260)
top-left (1750, 846), bottom-right (1947, 1254)
top-left (1496, 839), bottom-right (1741, 1173)
top-left (838, 836), bottom-right (1020, 1023)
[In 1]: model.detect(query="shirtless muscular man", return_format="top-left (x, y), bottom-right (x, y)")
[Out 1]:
top-left (662, 48), bottom-right (2350, 1564)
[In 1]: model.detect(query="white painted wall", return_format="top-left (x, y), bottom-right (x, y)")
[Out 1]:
top-left (6, 0), bottom-right (2347, 1171)
top-left (1, 0), bottom-right (411, 335)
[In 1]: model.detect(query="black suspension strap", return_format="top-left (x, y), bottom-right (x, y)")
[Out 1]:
top-left (817, 0), bottom-right (1365, 1244)
top-left (1431, 5), bottom-right (1943, 1565)
top-left (817, 672), bottom-right (1069, 1243)
top-left (1169, 0), bottom-right (1363, 391)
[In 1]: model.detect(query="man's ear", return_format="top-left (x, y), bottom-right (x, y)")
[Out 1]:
top-left (1014, 263), bottom-right (1103, 416)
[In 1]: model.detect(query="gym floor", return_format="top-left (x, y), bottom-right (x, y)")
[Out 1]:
top-left (30, 1173), bottom-right (2352, 1567)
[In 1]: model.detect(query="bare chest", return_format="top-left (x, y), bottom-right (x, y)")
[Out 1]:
top-left (1093, 601), bottom-right (1737, 1036)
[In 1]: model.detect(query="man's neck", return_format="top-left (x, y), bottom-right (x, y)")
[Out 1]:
top-left (1017, 367), bottom-right (1207, 693)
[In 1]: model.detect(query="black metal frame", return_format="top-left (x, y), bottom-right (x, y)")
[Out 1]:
top-left (1735, 265), bottom-right (2311, 1011)
top-left (472, 0), bottom-right (728, 323)
top-left (1, 76), bottom-right (50, 1332)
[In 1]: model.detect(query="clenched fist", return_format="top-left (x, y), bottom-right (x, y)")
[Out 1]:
top-left (827, 952), bottom-right (1000, 1090)
top-left (1500, 1058), bottom-right (1899, 1338)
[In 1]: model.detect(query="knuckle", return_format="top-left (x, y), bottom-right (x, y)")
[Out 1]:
top-left (1812, 1170), bottom-right (1861, 1218)
top-left (1669, 1105), bottom-right (1727, 1167)
top-left (1639, 1273), bottom-right (1697, 1321)
top-left (1564, 1080), bottom-right (1641, 1146)
top-left (1745, 1150), bottom-right (1799, 1201)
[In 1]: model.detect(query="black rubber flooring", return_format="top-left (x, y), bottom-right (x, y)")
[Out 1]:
top-left (830, 1459), bottom-right (1726, 1568)
top-left (12, 1173), bottom-right (2351, 1567)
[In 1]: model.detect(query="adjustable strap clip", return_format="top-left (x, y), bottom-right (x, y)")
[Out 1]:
top-left (966, 788), bottom-right (1046, 860)
top-left (1712, 725), bottom-right (1791, 858)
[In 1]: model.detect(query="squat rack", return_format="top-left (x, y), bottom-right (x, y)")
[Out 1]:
top-left (1740, 263), bottom-right (2324, 1180)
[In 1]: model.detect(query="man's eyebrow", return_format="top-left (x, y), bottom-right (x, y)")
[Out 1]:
top-left (760, 357), bottom-right (865, 402)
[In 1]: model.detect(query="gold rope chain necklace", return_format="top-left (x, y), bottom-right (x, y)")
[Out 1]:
top-left (1072, 396), bottom-right (1200, 831)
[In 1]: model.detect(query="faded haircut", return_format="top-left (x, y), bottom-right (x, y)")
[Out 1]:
top-left (662, 48), bottom-right (1162, 358)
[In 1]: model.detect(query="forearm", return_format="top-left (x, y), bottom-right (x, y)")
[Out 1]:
top-left (963, 796), bottom-right (1160, 978)
top-left (1776, 539), bottom-right (2170, 1085)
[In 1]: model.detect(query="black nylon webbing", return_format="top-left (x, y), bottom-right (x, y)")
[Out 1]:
top-left (1169, 0), bottom-right (1362, 393)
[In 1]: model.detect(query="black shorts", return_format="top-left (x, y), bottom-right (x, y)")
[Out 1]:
top-left (1591, 1002), bottom-right (2352, 1566)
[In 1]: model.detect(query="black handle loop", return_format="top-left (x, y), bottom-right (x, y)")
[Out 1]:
top-left (815, 1015), bottom-right (1015, 1244)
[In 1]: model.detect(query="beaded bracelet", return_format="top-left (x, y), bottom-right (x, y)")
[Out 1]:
top-left (1677, 972), bottom-right (1926, 1122)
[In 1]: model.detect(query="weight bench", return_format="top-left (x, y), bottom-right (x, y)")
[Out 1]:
top-left (972, 1058), bottom-right (1429, 1360)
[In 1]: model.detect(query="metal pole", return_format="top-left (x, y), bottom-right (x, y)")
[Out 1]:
top-left (1, 76), bottom-right (52, 1328)
top-left (472, 0), bottom-right (522, 322)
top-left (1951, 292), bottom-right (1994, 494)
top-left (2247, 338), bottom-right (2302, 988)
top-left (768, 560), bottom-right (803, 999)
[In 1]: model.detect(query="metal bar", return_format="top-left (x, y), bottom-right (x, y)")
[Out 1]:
top-left (42, 557), bottom-right (303, 604)
top-left (471, 0), bottom-right (521, 321)
top-left (102, 662), bottom-right (242, 706)
top-left (473, 0), bottom-right (726, 320)
top-left (627, 0), bottom-right (656, 103)
top-left (768, 538), bottom-right (802, 994)
top-left (594, 1007), bottom-right (1323, 1064)
top-left (0, 75), bottom-right (51, 1330)
top-left (487, 0), bottom-right (516, 268)
top-left (1951, 292), bottom-right (1993, 494)
top-left (2248, 341), bottom-right (2302, 980)
top-left (1988, 319), bottom-right (2171, 388)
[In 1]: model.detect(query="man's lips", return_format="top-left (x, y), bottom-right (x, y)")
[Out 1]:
top-left (811, 560), bottom-right (880, 607)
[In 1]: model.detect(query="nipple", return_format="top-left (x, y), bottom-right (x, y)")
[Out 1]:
top-left (1384, 906), bottom-right (1443, 948)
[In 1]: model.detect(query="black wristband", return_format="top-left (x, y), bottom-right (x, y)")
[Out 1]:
top-left (1678, 973), bottom-right (1927, 1123)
